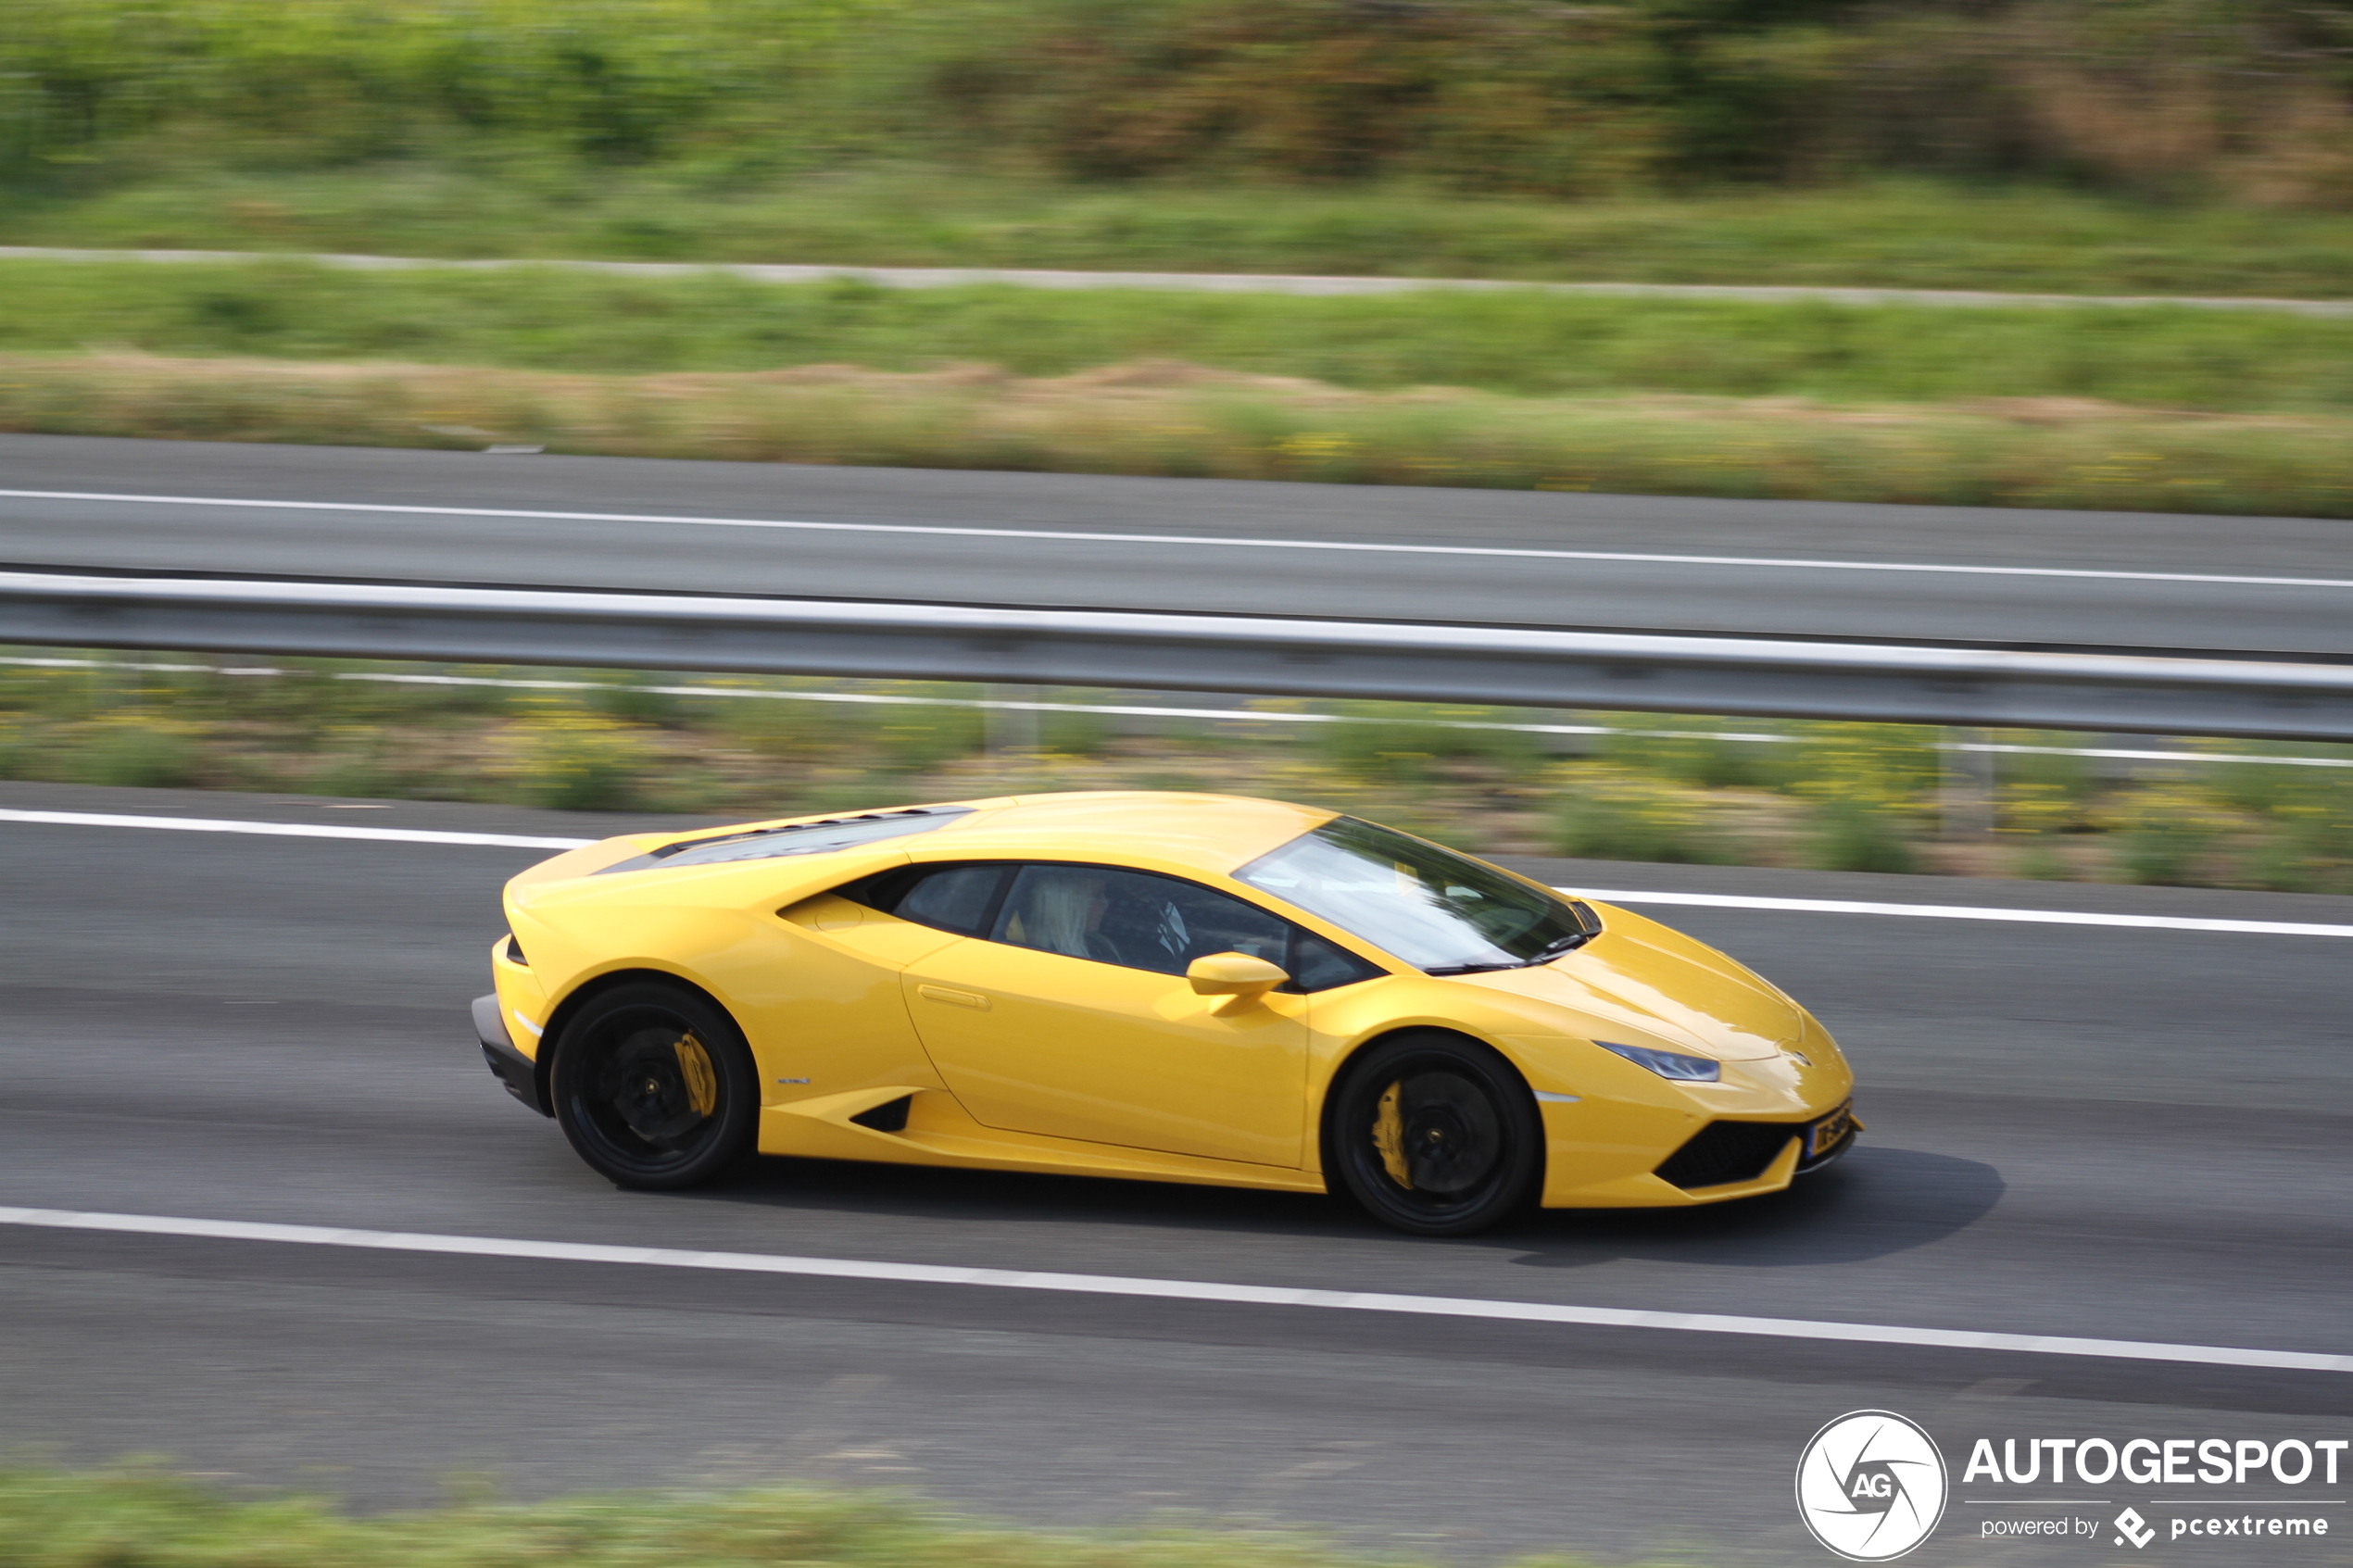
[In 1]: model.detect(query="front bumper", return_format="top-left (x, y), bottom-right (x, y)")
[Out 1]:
top-left (1536, 1095), bottom-right (1859, 1208)
top-left (473, 994), bottom-right (548, 1117)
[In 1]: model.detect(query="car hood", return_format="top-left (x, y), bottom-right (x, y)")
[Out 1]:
top-left (1461, 908), bottom-right (1801, 1060)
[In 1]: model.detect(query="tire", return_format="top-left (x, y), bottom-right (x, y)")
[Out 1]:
top-left (1324, 1031), bottom-right (1542, 1236)
top-left (548, 981), bottom-right (759, 1190)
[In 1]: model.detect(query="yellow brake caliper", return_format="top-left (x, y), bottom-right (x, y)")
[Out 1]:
top-left (673, 1032), bottom-right (719, 1119)
top-left (1372, 1081), bottom-right (1412, 1189)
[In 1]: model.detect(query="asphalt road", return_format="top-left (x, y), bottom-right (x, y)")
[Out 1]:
top-left (7, 433), bottom-right (2353, 659)
top-left (4, 780), bottom-right (2348, 1564)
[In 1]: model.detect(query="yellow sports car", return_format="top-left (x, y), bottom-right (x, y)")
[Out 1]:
top-left (474, 792), bottom-right (1856, 1236)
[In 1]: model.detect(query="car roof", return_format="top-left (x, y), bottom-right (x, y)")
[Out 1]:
top-left (912, 792), bottom-right (1335, 878)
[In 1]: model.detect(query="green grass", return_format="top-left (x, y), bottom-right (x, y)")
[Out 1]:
top-left (6, 348), bottom-right (2350, 520)
top-left (8, 255), bottom-right (2353, 412)
top-left (7, 652), bottom-right (2352, 889)
top-left (12, 171), bottom-right (2353, 299)
top-left (0, 1470), bottom-right (1598, 1568)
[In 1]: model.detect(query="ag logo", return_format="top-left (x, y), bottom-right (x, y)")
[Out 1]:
top-left (1795, 1410), bottom-right (1949, 1562)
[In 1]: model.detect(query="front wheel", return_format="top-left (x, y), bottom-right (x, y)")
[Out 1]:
top-left (548, 982), bottom-right (759, 1190)
top-left (1325, 1032), bottom-right (1541, 1236)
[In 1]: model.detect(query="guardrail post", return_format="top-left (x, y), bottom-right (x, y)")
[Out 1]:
top-left (987, 684), bottom-right (1040, 779)
top-left (1940, 729), bottom-right (1997, 837)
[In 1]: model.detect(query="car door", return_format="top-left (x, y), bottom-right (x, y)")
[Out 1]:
top-left (899, 862), bottom-right (1316, 1167)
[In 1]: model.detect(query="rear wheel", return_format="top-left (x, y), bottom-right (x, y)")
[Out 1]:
top-left (548, 982), bottom-right (758, 1189)
top-left (1326, 1032), bottom-right (1541, 1236)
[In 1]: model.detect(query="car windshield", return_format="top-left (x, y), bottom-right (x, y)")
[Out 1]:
top-left (1235, 818), bottom-right (1596, 974)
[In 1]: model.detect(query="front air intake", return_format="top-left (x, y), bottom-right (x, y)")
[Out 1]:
top-left (1655, 1121), bottom-right (1801, 1190)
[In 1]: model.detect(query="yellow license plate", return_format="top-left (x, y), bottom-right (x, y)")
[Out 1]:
top-left (1809, 1104), bottom-right (1856, 1157)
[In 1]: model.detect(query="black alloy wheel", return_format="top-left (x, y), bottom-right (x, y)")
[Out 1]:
top-left (548, 982), bottom-right (759, 1189)
top-left (1326, 1031), bottom-right (1541, 1236)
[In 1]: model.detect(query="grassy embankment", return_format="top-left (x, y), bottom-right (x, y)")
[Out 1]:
top-left (0, 1469), bottom-right (1604, 1568)
top-left (17, 257), bottom-right (2353, 403)
top-left (18, 175), bottom-right (2353, 299)
top-left (7, 2), bottom-right (2353, 508)
top-left (12, 1), bottom-right (2353, 225)
top-left (8, 653), bottom-right (2349, 891)
top-left (6, 257), bottom-right (2353, 516)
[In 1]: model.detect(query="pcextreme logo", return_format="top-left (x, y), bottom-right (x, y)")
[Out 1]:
top-left (1796, 1411), bottom-right (1951, 1562)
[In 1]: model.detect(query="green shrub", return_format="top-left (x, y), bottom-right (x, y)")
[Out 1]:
top-left (1803, 800), bottom-right (1917, 875)
top-left (586, 674), bottom-right (682, 726)
top-left (0, 660), bottom-right (103, 721)
top-left (2198, 746), bottom-right (2353, 817)
top-left (408, 669), bottom-right (525, 719)
top-left (711, 690), bottom-right (855, 759)
top-left (75, 716), bottom-right (199, 788)
top-left (0, 716), bottom-right (36, 780)
top-left (2103, 784), bottom-right (2231, 885)
top-left (869, 699), bottom-right (986, 774)
top-left (2011, 838), bottom-right (2076, 882)
top-left (304, 726), bottom-right (424, 800)
top-left (1600, 720), bottom-right (1772, 790)
top-left (1039, 705), bottom-right (1112, 756)
top-left (1993, 735), bottom-right (2100, 837)
top-left (505, 708), bottom-right (655, 811)
top-left (1313, 703), bottom-right (1541, 783)
top-left (1314, 719), bottom-right (1435, 784)
top-left (13, 0), bottom-right (2352, 207)
top-left (2002, 739), bottom-right (2097, 792)
top-left (1772, 722), bottom-right (1939, 810)
top-left (1424, 709), bottom-right (1548, 777)
top-left (2244, 802), bottom-right (2353, 893)
top-left (1548, 765), bottom-right (1731, 864)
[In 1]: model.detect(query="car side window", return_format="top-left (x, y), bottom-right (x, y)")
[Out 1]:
top-left (1288, 928), bottom-right (1386, 992)
top-left (993, 864), bottom-right (1286, 976)
top-left (989, 863), bottom-right (1380, 990)
top-left (851, 862), bottom-right (1012, 935)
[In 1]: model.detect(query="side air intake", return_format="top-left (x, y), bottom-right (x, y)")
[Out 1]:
top-left (849, 1095), bottom-right (913, 1134)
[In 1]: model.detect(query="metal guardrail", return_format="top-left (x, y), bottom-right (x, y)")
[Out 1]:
top-left (5, 569), bottom-right (2352, 742)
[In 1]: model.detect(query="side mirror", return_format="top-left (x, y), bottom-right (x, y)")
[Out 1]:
top-left (1187, 951), bottom-right (1289, 1002)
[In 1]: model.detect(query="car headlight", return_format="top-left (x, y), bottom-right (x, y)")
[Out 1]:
top-left (1596, 1041), bottom-right (1720, 1082)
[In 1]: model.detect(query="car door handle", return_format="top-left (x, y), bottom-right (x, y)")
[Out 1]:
top-left (916, 985), bottom-right (990, 1010)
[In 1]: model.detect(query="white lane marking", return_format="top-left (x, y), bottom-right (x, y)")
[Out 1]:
top-left (0, 808), bottom-right (590, 850)
top-left (13, 655), bottom-right (2353, 769)
top-left (1956, 740), bottom-right (2353, 769)
top-left (5, 488), bottom-right (2349, 592)
top-left (1571, 887), bottom-right (2353, 939)
top-left (1, 1206), bottom-right (2344, 1374)
top-left (4, 808), bottom-right (2347, 936)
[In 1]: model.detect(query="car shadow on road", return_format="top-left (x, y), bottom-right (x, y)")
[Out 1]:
top-left (1493, 1145), bottom-right (2005, 1269)
top-left (680, 1143), bottom-right (2000, 1267)
top-left (689, 1152), bottom-right (1365, 1237)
